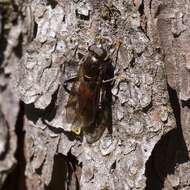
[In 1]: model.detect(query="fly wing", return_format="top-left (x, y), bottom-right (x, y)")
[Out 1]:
top-left (65, 79), bottom-right (81, 124)
top-left (77, 80), bottom-right (101, 126)
top-left (83, 85), bottom-right (111, 143)
top-left (65, 72), bottom-right (101, 133)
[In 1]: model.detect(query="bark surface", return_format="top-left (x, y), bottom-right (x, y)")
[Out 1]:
top-left (0, 0), bottom-right (190, 190)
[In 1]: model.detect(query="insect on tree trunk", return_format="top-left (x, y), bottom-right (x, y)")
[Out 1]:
top-left (1, 0), bottom-right (190, 190)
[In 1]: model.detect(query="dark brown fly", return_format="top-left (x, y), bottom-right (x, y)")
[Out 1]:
top-left (64, 44), bottom-right (116, 143)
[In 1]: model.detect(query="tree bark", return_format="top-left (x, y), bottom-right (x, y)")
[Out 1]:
top-left (0, 0), bottom-right (190, 189)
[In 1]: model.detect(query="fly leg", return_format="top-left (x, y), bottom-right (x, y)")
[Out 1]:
top-left (103, 77), bottom-right (115, 84)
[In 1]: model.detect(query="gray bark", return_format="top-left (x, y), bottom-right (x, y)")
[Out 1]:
top-left (0, 0), bottom-right (190, 190)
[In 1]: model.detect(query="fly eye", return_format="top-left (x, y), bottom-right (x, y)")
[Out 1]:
top-left (88, 44), bottom-right (107, 60)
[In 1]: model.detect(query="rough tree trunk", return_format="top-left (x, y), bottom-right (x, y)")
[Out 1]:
top-left (0, 0), bottom-right (190, 189)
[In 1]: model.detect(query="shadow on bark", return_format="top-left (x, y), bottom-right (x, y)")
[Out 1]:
top-left (25, 89), bottom-right (58, 124)
top-left (0, 8), bottom-right (8, 65)
top-left (2, 101), bottom-right (27, 190)
top-left (145, 85), bottom-right (189, 190)
top-left (46, 152), bottom-right (81, 190)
